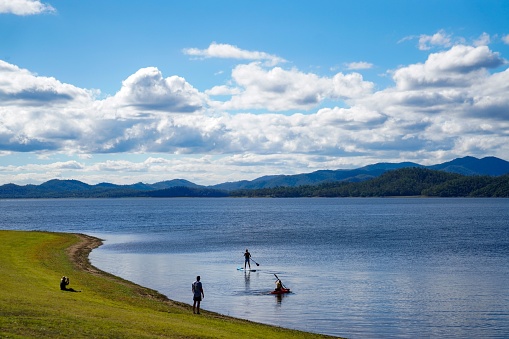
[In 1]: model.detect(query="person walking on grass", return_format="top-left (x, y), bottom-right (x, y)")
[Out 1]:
top-left (192, 275), bottom-right (204, 314)
top-left (244, 249), bottom-right (251, 269)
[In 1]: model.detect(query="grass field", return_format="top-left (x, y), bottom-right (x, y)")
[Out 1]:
top-left (0, 230), bottom-right (338, 338)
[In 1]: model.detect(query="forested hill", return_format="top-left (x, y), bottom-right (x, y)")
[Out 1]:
top-left (0, 181), bottom-right (228, 199)
top-left (229, 168), bottom-right (509, 198)
top-left (1, 157), bottom-right (509, 198)
top-left (211, 156), bottom-right (509, 190)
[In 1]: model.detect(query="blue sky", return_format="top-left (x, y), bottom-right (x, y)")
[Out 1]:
top-left (1, 0), bottom-right (509, 185)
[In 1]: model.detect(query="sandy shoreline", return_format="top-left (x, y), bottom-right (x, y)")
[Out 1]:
top-left (67, 233), bottom-right (104, 274)
top-left (68, 233), bottom-right (190, 308)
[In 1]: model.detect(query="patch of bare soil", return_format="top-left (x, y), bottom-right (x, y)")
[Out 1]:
top-left (67, 233), bottom-right (103, 274)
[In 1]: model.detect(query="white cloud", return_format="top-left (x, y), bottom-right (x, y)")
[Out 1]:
top-left (0, 0), bottom-right (55, 15)
top-left (332, 73), bottom-right (374, 99)
top-left (351, 43), bottom-right (509, 162)
top-left (345, 61), bottom-right (374, 70)
top-left (205, 85), bottom-right (241, 96)
top-left (418, 30), bottom-right (453, 50)
top-left (391, 45), bottom-right (505, 90)
top-left (212, 63), bottom-right (374, 111)
top-left (0, 60), bottom-right (99, 152)
top-left (473, 32), bottom-right (491, 46)
top-left (466, 68), bottom-right (509, 120)
top-left (2, 40), bottom-right (509, 185)
top-left (183, 42), bottom-right (286, 66)
top-left (0, 60), bottom-right (96, 104)
top-left (224, 63), bottom-right (330, 111)
top-left (105, 67), bottom-right (206, 114)
top-left (503, 34), bottom-right (509, 45)
top-left (404, 30), bottom-right (498, 51)
top-left (316, 106), bottom-right (386, 125)
top-left (419, 30), bottom-right (452, 51)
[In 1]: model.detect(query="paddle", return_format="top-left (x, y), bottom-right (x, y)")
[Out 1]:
top-left (250, 257), bottom-right (260, 266)
top-left (274, 273), bottom-right (288, 289)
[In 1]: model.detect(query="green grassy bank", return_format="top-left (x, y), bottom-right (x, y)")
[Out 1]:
top-left (0, 230), bottom-right (337, 338)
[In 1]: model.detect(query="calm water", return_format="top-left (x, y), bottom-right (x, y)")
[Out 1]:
top-left (1, 198), bottom-right (508, 338)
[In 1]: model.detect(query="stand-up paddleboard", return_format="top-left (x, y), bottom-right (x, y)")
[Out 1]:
top-left (237, 267), bottom-right (257, 272)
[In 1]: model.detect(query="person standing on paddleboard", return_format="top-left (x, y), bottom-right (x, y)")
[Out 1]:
top-left (192, 276), bottom-right (204, 314)
top-left (244, 249), bottom-right (251, 269)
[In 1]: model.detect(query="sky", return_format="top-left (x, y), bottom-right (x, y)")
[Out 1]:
top-left (1, 0), bottom-right (509, 186)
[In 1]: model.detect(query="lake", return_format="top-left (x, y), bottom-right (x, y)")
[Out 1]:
top-left (1, 197), bottom-right (508, 338)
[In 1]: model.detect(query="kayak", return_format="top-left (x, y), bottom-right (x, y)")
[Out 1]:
top-left (270, 288), bottom-right (291, 294)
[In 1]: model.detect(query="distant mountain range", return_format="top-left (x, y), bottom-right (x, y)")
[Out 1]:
top-left (1, 156), bottom-right (508, 199)
top-left (210, 156), bottom-right (509, 190)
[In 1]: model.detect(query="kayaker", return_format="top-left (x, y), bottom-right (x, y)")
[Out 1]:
top-left (275, 278), bottom-right (283, 292)
top-left (244, 249), bottom-right (251, 269)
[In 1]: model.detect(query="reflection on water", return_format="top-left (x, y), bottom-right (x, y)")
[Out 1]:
top-left (243, 271), bottom-right (251, 292)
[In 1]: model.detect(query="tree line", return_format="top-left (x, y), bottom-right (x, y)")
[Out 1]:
top-left (229, 168), bottom-right (509, 198)
top-left (1, 167), bottom-right (508, 198)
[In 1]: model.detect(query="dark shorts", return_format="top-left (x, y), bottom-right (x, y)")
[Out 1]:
top-left (193, 296), bottom-right (202, 301)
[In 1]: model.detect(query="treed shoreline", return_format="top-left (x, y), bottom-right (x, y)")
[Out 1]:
top-left (1, 167), bottom-right (509, 198)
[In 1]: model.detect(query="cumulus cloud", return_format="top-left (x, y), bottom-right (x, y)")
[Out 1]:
top-left (183, 42), bottom-right (286, 66)
top-left (0, 60), bottom-right (96, 104)
top-left (211, 62), bottom-right (374, 111)
top-left (465, 68), bottom-right (509, 120)
top-left (361, 51), bottom-right (509, 163)
top-left (392, 45), bottom-right (505, 90)
top-left (105, 67), bottom-right (205, 114)
top-left (0, 0), bottom-right (55, 15)
top-left (316, 106), bottom-right (386, 126)
top-left (403, 30), bottom-right (499, 51)
top-left (417, 30), bottom-right (453, 50)
top-left (0, 60), bottom-right (99, 152)
top-left (503, 34), bottom-right (509, 45)
top-left (205, 85), bottom-right (241, 96)
top-left (473, 32), bottom-right (491, 46)
top-left (349, 42), bottom-right (509, 165)
top-left (345, 61), bottom-right (374, 70)
top-left (332, 73), bottom-right (375, 99)
top-left (2, 40), bottom-right (509, 185)
top-left (222, 63), bottom-right (330, 111)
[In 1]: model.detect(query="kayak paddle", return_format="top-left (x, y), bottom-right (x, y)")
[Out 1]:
top-left (274, 273), bottom-right (288, 289)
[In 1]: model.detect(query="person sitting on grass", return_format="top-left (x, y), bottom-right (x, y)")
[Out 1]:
top-left (60, 276), bottom-right (79, 292)
top-left (60, 276), bottom-right (69, 290)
